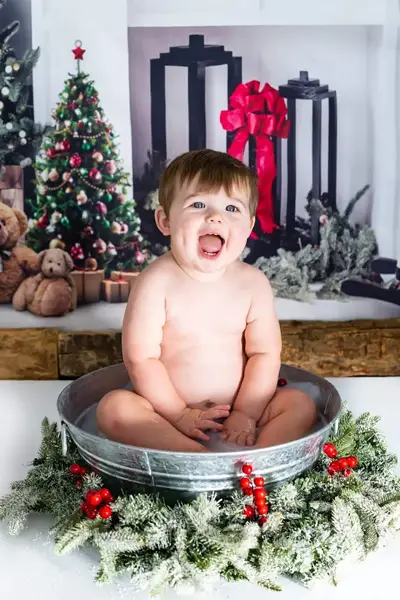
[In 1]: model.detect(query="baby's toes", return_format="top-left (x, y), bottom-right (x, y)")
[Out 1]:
top-left (246, 433), bottom-right (256, 446)
top-left (236, 432), bottom-right (249, 446)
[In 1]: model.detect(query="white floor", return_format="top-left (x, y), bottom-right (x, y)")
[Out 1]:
top-left (1, 295), bottom-right (399, 331)
top-left (1, 377), bottom-right (400, 599)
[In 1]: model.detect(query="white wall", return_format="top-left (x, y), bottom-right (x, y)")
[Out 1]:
top-left (128, 25), bottom-right (373, 223)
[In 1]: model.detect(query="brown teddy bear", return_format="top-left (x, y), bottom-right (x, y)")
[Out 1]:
top-left (13, 248), bottom-right (77, 317)
top-left (0, 202), bottom-right (39, 303)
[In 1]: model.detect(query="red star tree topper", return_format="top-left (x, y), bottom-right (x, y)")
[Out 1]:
top-left (72, 41), bottom-right (86, 61)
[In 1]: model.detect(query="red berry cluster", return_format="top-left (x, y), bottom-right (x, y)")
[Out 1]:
top-left (240, 464), bottom-right (269, 526)
top-left (323, 443), bottom-right (358, 477)
top-left (68, 463), bottom-right (113, 520)
top-left (277, 378), bottom-right (287, 388)
top-left (81, 488), bottom-right (114, 520)
top-left (69, 462), bottom-right (87, 489)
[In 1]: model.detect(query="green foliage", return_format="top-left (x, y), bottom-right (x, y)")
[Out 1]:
top-left (254, 186), bottom-right (378, 300)
top-left (0, 1), bottom-right (50, 167)
top-left (25, 54), bottom-right (150, 275)
top-left (1, 409), bottom-right (400, 596)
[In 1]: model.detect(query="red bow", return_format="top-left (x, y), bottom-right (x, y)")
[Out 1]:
top-left (220, 80), bottom-right (290, 237)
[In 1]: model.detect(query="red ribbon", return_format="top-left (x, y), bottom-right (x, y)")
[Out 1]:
top-left (220, 80), bottom-right (290, 237)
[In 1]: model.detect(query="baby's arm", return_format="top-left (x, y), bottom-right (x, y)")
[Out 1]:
top-left (232, 269), bottom-right (282, 422)
top-left (122, 269), bottom-right (187, 422)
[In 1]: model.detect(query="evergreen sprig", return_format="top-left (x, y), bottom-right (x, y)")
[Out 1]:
top-left (0, 1), bottom-right (50, 167)
top-left (1, 409), bottom-right (400, 595)
top-left (255, 186), bottom-right (377, 301)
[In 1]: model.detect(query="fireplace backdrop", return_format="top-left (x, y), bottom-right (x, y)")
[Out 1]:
top-left (30, 0), bottom-right (400, 263)
top-left (0, 0), bottom-right (395, 380)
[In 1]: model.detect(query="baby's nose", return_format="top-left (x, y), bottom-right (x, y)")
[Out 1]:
top-left (206, 212), bottom-right (223, 223)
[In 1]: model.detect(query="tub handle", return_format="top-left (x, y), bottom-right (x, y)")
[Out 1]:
top-left (61, 421), bottom-right (68, 457)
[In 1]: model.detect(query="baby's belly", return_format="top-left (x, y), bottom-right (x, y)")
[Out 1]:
top-left (160, 343), bottom-right (246, 408)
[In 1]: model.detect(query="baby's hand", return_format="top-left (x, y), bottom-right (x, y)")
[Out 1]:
top-left (220, 410), bottom-right (257, 446)
top-left (172, 405), bottom-right (231, 442)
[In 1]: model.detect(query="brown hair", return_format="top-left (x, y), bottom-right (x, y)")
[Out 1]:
top-left (158, 149), bottom-right (258, 217)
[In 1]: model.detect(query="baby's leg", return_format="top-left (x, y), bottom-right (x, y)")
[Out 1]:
top-left (253, 388), bottom-right (317, 448)
top-left (96, 390), bottom-right (207, 453)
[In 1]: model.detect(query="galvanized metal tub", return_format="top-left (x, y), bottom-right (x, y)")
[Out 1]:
top-left (57, 363), bottom-right (342, 502)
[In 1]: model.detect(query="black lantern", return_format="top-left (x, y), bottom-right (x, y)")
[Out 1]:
top-left (150, 34), bottom-right (242, 163)
top-left (277, 71), bottom-right (337, 245)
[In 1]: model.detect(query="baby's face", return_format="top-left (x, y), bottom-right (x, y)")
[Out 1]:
top-left (157, 180), bottom-right (255, 279)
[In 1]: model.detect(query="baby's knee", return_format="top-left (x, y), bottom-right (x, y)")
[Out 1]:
top-left (294, 391), bottom-right (317, 427)
top-left (96, 390), bottom-right (132, 429)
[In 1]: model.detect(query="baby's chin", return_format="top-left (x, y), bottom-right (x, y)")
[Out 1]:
top-left (173, 248), bottom-right (242, 280)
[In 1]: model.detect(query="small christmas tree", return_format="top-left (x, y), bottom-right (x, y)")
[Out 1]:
top-left (26, 41), bottom-right (149, 275)
top-left (0, 0), bottom-right (47, 170)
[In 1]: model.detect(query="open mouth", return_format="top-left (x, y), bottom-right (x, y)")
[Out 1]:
top-left (198, 233), bottom-right (225, 259)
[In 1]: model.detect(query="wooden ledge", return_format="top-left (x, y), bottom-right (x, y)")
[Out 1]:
top-left (1, 319), bottom-right (399, 379)
top-left (0, 328), bottom-right (59, 380)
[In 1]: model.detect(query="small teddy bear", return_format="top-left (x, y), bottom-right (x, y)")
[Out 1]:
top-left (13, 248), bottom-right (77, 317)
top-left (0, 202), bottom-right (39, 303)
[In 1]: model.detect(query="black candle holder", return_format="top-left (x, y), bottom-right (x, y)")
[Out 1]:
top-left (150, 34), bottom-right (242, 162)
top-left (341, 258), bottom-right (400, 307)
top-left (278, 71), bottom-right (337, 246)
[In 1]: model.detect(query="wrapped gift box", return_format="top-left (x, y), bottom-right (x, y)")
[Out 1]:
top-left (70, 269), bottom-right (105, 304)
top-left (110, 270), bottom-right (140, 291)
top-left (0, 165), bottom-right (24, 212)
top-left (103, 278), bottom-right (130, 303)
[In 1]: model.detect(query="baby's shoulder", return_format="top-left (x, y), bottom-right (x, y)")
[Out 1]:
top-left (131, 253), bottom-right (174, 293)
top-left (234, 260), bottom-right (271, 290)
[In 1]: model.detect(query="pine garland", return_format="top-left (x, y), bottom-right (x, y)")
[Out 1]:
top-left (254, 186), bottom-right (378, 301)
top-left (1, 409), bottom-right (400, 595)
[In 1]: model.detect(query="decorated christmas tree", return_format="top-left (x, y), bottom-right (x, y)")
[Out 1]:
top-left (26, 41), bottom-right (149, 275)
top-left (0, 0), bottom-right (46, 169)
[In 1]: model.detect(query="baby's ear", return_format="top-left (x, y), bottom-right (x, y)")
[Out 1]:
top-left (154, 205), bottom-right (171, 236)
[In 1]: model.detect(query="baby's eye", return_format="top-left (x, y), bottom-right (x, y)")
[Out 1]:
top-left (226, 205), bottom-right (239, 212)
top-left (192, 201), bottom-right (205, 209)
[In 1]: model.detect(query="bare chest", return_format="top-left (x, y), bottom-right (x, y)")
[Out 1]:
top-left (164, 283), bottom-right (250, 342)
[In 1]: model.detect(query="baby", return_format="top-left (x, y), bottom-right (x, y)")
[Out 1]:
top-left (96, 149), bottom-right (316, 452)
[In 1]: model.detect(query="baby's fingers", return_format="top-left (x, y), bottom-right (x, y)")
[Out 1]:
top-left (237, 432), bottom-right (255, 447)
top-left (206, 407), bottom-right (231, 420)
top-left (192, 429), bottom-right (210, 441)
top-left (236, 431), bottom-right (249, 447)
top-left (200, 419), bottom-right (224, 431)
top-left (224, 431), bottom-right (239, 444)
top-left (246, 433), bottom-right (256, 446)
